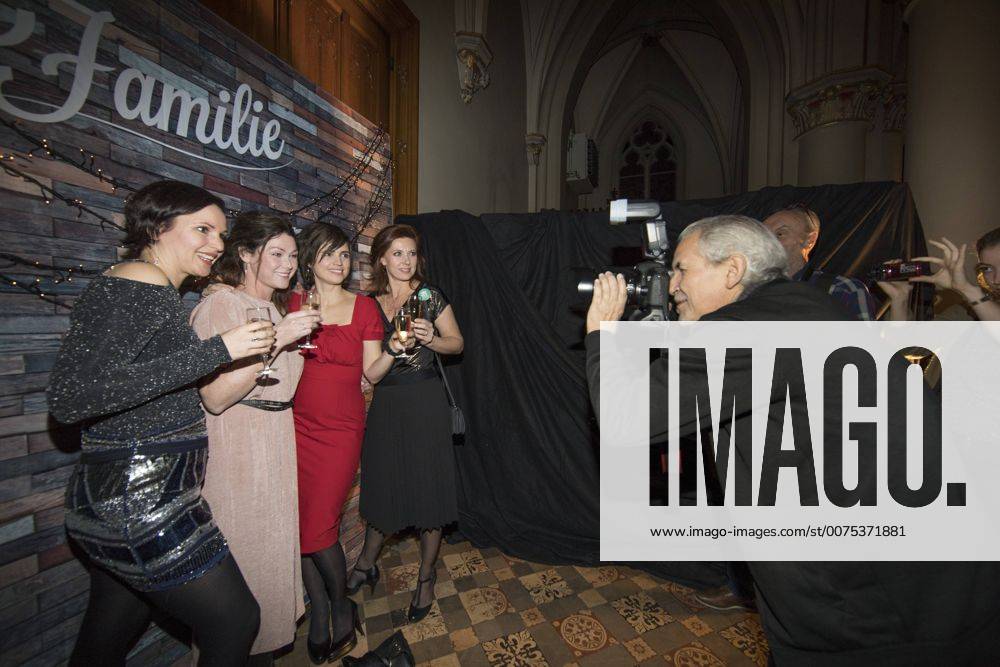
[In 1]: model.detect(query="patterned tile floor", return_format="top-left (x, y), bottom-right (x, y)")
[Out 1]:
top-left (277, 537), bottom-right (769, 666)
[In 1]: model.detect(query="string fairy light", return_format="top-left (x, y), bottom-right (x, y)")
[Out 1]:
top-left (0, 253), bottom-right (107, 307)
top-left (0, 117), bottom-right (129, 195)
top-left (351, 157), bottom-right (393, 244)
top-left (287, 125), bottom-right (386, 221)
top-left (0, 119), bottom-right (392, 308)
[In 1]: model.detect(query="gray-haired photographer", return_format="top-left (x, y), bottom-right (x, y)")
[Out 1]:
top-left (583, 213), bottom-right (1000, 665)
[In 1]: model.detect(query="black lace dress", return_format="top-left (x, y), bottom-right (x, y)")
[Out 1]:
top-left (359, 284), bottom-right (458, 533)
top-left (48, 276), bottom-right (232, 591)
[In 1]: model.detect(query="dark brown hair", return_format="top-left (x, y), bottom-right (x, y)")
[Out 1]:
top-left (296, 222), bottom-right (350, 290)
top-left (122, 180), bottom-right (225, 259)
top-left (976, 227), bottom-right (1000, 257)
top-left (368, 224), bottom-right (426, 295)
top-left (211, 211), bottom-right (297, 313)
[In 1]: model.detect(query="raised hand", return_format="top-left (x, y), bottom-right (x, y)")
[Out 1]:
top-left (876, 259), bottom-right (913, 304)
top-left (275, 309), bottom-right (321, 350)
top-left (221, 321), bottom-right (276, 360)
top-left (910, 237), bottom-right (976, 297)
top-left (411, 317), bottom-right (435, 345)
top-left (586, 272), bottom-right (628, 333)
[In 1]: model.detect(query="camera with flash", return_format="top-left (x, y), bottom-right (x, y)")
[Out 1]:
top-left (576, 199), bottom-right (673, 321)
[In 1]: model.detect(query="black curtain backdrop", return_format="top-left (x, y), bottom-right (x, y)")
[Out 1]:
top-left (399, 181), bottom-right (925, 588)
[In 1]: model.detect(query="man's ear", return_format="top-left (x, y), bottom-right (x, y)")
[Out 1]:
top-left (726, 254), bottom-right (748, 289)
top-left (804, 229), bottom-right (818, 253)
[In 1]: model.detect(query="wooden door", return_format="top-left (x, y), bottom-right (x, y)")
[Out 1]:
top-left (199, 0), bottom-right (416, 214)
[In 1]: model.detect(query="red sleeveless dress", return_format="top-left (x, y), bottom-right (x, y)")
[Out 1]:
top-left (290, 292), bottom-right (384, 553)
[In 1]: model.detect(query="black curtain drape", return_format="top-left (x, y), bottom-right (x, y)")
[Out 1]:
top-left (399, 181), bottom-right (924, 588)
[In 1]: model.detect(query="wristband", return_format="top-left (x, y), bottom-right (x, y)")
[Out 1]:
top-left (385, 341), bottom-right (405, 357)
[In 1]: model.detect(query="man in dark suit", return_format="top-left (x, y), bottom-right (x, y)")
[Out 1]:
top-left (584, 214), bottom-right (1000, 665)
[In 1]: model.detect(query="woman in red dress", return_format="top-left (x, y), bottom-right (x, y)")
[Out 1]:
top-left (289, 223), bottom-right (401, 663)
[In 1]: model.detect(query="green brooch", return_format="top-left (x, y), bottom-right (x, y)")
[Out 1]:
top-left (418, 287), bottom-right (432, 301)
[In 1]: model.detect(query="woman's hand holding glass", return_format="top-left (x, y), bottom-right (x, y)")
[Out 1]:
top-left (388, 330), bottom-right (416, 354)
top-left (411, 317), bottom-right (434, 346)
top-left (221, 320), bottom-right (276, 361)
top-left (275, 310), bottom-right (322, 350)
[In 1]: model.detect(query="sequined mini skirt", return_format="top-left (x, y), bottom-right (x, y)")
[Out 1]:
top-left (65, 418), bottom-right (229, 592)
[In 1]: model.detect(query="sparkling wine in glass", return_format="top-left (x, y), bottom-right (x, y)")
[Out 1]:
top-left (298, 289), bottom-right (320, 350)
top-left (246, 307), bottom-right (275, 377)
top-left (393, 307), bottom-right (413, 359)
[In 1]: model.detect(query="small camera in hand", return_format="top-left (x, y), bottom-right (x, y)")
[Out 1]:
top-left (868, 261), bottom-right (930, 282)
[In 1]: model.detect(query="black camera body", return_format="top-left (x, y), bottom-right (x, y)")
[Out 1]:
top-left (577, 199), bottom-right (673, 321)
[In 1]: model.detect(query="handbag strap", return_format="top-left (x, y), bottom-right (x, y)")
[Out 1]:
top-left (433, 353), bottom-right (458, 408)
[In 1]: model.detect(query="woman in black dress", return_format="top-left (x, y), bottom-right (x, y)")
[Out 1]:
top-left (346, 224), bottom-right (464, 623)
top-left (48, 181), bottom-right (276, 666)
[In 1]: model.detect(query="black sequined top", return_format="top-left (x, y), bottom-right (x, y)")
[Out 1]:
top-left (48, 276), bottom-right (232, 438)
top-left (377, 283), bottom-right (450, 376)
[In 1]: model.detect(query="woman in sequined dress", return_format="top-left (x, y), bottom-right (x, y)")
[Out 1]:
top-left (190, 213), bottom-right (320, 662)
top-left (48, 181), bottom-right (276, 666)
top-left (346, 224), bottom-right (465, 624)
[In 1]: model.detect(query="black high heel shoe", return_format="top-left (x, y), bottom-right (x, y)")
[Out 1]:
top-left (328, 599), bottom-right (365, 663)
top-left (406, 571), bottom-right (437, 624)
top-left (346, 563), bottom-right (380, 596)
top-left (306, 633), bottom-right (330, 665)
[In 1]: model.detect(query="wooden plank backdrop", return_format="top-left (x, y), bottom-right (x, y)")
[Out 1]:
top-left (0, 0), bottom-right (391, 663)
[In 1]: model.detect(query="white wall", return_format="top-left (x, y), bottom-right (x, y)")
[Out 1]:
top-left (405, 0), bottom-right (528, 215)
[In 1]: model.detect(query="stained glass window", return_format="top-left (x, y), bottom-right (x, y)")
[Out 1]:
top-left (618, 121), bottom-right (677, 201)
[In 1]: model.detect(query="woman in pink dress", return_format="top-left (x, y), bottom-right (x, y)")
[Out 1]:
top-left (191, 212), bottom-right (320, 663)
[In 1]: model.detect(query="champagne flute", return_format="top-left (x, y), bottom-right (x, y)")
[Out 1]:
top-left (407, 293), bottom-right (425, 353)
top-left (298, 289), bottom-right (320, 350)
top-left (407, 293), bottom-right (424, 321)
top-left (246, 307), bottom-right (275, 377)
top-left (392, 306), bottom-right (413, 360)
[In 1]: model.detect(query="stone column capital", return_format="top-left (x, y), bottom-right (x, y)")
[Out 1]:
top-left (785, 67), bottom-right (893, 138)
top-left (883, 82), bottom-right (907, 132)
top-left (525, 133), bottom-right (546, 166)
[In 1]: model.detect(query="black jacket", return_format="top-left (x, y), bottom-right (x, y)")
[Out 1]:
top-left (586, 278), bottom-right (1000, 665)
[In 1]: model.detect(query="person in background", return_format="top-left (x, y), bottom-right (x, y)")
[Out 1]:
top-left (763, 204), bottom-right (877, 320)
top-left (290, 222), bottom-right (398, 663)
top-left (346, 224), bottom-right (464, 625)
top-left (48, 180), bottom-right (275, 666)
top-left (190, 212), bottom-right (320, 664)
top-left (880, 231), bottom-right (1000, 321)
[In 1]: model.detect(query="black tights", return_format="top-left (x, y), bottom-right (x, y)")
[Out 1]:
top-left (69, 555), bottom-right (259, 667)
top-left (350, 526), bottom-right (442, 607)
top-left (301, 541), bottom-right (352, 644)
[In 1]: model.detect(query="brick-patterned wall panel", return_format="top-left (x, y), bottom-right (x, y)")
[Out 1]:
top-left (0, 1), bottom-right (390, 663)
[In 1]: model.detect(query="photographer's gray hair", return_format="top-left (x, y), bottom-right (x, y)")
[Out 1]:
top-left (680, 215), bottom-right (788, 290)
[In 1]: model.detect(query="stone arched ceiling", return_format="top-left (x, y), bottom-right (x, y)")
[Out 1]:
top-left (520, 0), bottom-right (789, 210)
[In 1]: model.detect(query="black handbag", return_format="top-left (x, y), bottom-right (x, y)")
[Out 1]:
top-left (340, 630), bottom-right (414, 667)
top-left (434, 353), bottom-right (466, 440)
